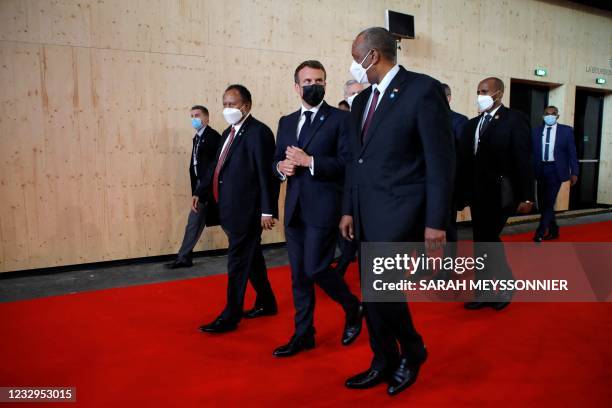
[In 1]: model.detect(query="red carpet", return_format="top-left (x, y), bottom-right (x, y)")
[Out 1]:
top-left (1, 221), bottom-right (611, 407)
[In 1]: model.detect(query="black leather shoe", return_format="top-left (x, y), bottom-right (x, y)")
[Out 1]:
top-left (543, 232), bottom-right (559, 240)
top-left (334, 260), bottom-right (351, 277)
top-left (387, 350), bottom-right (428, 396)
top-left (491, 301), bottom-right (511, 311)
top-left (166, 260), bottom-right (193, 269)
top-left (532, 235), bottom-right (543, 243)
top-left (464, 301), bottom-right (489, 310)
top-left (198, 318), bottom-right (237, 333)
top-left (342, 304), bottom-right (363, 346)
top-left (345, 368), bottom-right (387, 389)
top-left (243, 306), bottom-right (278, 319)
top-left (465, 300), bottom-right (511, 311)
top-left (272, 333), bottom-right (315, 357)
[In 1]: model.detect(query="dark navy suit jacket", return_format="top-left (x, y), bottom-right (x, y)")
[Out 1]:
top-left (342, 66), bottom-right (455, 241)
top-left (458, 106), bottom-right (535, 211)
top-left (273, 101), bottom-right (349, 228)
top-left (208, 115), bottom-right (279, 233)
top-left (451, 110), bottom-right (468, 140)
top-left (531, 123), bottom-right (579, 182)
top-left (191, 125), bottom-right (221, 199)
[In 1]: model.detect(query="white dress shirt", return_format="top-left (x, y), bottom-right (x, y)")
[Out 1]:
top-left (276, 102), bottom-right (321, 180)
top-left (542, 123), bottom-right (557, 162)
top-left (474, 104), bottom-right (502, 154)
top-left (361, 64), bottom-right (400, 128)
top-left (218, 113), bottom-right (271, 217)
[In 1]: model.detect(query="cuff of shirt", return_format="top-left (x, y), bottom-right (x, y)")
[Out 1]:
top-left (308, 157), bottom-right (314, 176)
top-left (276, 162), bottom-right (287, 181)
top-left (262, 214), bottom-right (273, 217)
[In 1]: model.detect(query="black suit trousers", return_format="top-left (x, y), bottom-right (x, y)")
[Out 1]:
top-left (285, 206), bottom-right (359, 337)
top-left (358, 228), bottom-right (425, 371)
top-left (220, 225), bottom-right (276, 324)
top-left (470, 199), bottom-right (514, 297)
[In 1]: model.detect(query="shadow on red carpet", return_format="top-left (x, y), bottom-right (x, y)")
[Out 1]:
top-left (1, 221), bottom-right (611, 407)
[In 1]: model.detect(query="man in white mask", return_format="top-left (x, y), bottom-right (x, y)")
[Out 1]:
top-left (458, 77), bottom-right (534, 310)
top-left (340, 27), bottom-right (454, 396)
top-left (199, 84), bottom-right (279, 334)
top-left (344, 79), bottom-right (368, 109)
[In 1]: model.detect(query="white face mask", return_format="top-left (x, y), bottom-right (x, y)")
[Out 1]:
top-left (346, 93), bottom-right (358, 108)
top-left (476, 94), bottom-right (495, 113)
top-left (349, 50), bottom-right (374, 84)
top-left (223, 107), bottom-right (244, 125)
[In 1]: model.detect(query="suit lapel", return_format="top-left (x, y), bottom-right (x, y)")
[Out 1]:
top-left (535, 125), bottom-right (544, 161)
top-left (480, 105), bottom-right (505, 138)
top-left (301, 102), bottom-right (330, 150)
top-left (351, 86), bottom-right (371, 146)
top-left (222, 115), bottom-right (252, 166)
top-left (476, 105), bottom-right (506, 155)
top-left (360, 68), bottom-right (408, 154)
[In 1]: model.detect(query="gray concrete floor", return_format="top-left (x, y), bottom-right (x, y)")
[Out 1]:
top-left (1, 210), bottom-right (610, 303)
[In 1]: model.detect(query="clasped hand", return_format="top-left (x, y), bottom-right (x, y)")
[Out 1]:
top-left (279, 146), bottom-right (312, 177)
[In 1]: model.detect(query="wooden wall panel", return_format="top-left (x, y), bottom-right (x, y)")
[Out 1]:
top-left (0, 0), bottom-right (610, 272)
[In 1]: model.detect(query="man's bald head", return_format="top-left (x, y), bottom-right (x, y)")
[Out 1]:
top-left (351, 27), bottom-right (398, 85)
top-left (355, 27), bottom-right (398, 64)
top-left (480, 77), bottom-right (505, 93)
top-left (476, 77), bottom-right (504, 112)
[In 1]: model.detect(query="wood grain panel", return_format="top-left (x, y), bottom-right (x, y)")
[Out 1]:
top-left (0, 0), bottom-right (610, 271)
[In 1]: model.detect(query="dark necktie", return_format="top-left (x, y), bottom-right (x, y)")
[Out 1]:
top-left (544, 126), bottom-right (552, 161)
top-left (193, 133), bottom-right (201, 159)
top-left (479, 113), bottom-right (492, 137)
top-left (475, 113), bottom-right (492, 153)
top-left (361, 88), bottom-right (380, 144)
top-left (192, 133), bottom-right (201, 175)
top-left (213, 126), bottom-right (236, 202)
top-left (298, 111), bottom-right (313, 148)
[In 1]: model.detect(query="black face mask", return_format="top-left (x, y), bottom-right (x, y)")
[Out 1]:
top-left (302, 84), bottom-right (325, 106)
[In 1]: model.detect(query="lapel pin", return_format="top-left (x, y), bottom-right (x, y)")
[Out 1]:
top-left (495, 115), bottom-right (499, 120)
top-left (320, 115), bottom-right (324, 121)
top-left (390, 88), bottom-right (399, 99)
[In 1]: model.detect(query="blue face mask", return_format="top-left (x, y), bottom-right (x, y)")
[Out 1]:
top-left (543, 115), bottom-right (557, 126)
top-left (191, 117), bottom-right (203, 129)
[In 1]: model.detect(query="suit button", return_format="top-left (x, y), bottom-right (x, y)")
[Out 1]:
top-left (219, 180), bottom-right (223, 184)
top-left (358, 158), bottom-right (363, 164)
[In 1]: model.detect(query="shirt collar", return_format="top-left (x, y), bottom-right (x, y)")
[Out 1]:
top-left (545, 123), bottom-right (557, 129)
top-left (483, 104), bottom-right (502, 119)
top-left (232, 112), bottom-right (251, 133)
top-left (300, 100), bottom-right (324, 117)
top-left (372, 64), bottom-right (400, 96)
top-left (195, 125), bottom-right (207, 137)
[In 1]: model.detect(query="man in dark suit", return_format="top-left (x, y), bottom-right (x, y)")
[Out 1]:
top-left (272, 60), bottom-right (362, 358)
top-left (331, 80), bottom-right (369, 277)
top-left (340, 27), bottom-right (455, 396)
top-left (441, 83), bottom-right (469, 251)
top-left (167, 105), bottom-right (221, 269)
top-left (458, 77), bottom-right (534, 310)
top-left (442, 83), bottom-right (469, 140)
top-left (532, 106), bottom-right (579, 241)
top-left (199, 85), bottom-right (279, 334)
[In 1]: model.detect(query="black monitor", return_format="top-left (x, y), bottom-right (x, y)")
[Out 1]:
top-left (385, 10), bottom-right (415, 39)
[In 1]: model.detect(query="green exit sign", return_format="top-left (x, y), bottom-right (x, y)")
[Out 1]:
top-left (534, 68), bottom-right (547, 77)
top-left (596, 77), bottom-right (606, 85)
